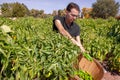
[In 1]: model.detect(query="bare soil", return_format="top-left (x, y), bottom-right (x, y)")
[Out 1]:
top-left (101, 61), bottom-right (120, 80)
top-left (102, 72), bottom-right (120, 80)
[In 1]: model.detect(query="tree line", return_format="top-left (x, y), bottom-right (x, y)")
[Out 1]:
top-left (0, 0), bottom-right (120, 19)
top-left (0, 2), bottom-right (49, 18)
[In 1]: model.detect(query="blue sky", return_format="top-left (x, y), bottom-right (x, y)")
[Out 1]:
top-left (0, 0), bottom-right (120, 14)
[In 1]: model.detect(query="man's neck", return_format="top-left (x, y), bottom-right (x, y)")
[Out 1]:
top-left (65, 17), bottom-right (72, 27)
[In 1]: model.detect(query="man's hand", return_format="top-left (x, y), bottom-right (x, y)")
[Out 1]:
top-left (79, 45), bottom-right (85, 53)
top-left (70, 38), bottom-right (86, 52)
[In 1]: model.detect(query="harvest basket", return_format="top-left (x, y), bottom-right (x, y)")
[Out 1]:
top-left (76, 53), bottom-right (104, 80)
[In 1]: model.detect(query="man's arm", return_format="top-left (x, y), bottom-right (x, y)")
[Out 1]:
top-left (76, 36), bottom-right (85, 52)
top-left (54, 19), bottom-right (82, 46)
top-left (55, 20), bottom-right (72, 38)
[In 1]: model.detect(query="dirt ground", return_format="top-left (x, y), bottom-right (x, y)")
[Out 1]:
top-left (102, 71), bottom-right (120, 80)
top-left (101, 61), bottom-right (120, 80)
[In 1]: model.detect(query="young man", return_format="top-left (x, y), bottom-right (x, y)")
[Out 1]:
top-left (53, 2), bottom-right (85, 52)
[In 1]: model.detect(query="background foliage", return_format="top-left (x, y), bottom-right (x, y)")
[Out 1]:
top-left (92, 0), bottom-right (120, 18)
top-left (0, 0), bottom-right (120, 18)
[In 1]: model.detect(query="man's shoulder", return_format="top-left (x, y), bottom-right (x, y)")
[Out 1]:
top-left (53, 15), bottom-right (64, 21)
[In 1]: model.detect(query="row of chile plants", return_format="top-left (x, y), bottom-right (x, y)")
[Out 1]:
top-left (0, 17), bottom-right (93, 80)
top-left (0, 17), bottom-right (120, 79)
top-left (77, 18), bottom-right (120, 74)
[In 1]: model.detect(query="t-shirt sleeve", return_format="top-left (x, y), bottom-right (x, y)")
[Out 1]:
top-left (53, 16), bottom-right (61, 23)
top-left (53, 16), bottom-right (62, 31)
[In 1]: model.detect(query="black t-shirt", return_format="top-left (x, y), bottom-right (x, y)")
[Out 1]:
top-left (53, 16), bottom-right (80, 37)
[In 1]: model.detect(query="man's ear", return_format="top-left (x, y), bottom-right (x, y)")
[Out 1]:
top-left (65, 10), bottom-right (69, 15)
top-left (65, 10), bottom-right (68, 13)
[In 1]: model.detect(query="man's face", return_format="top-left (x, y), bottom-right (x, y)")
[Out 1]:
top-left (66, 8), bottom-right (79, 22)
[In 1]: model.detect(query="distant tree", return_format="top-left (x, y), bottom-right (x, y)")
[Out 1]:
top-left (52, 10), bottom-right (58, 16)
top-left (29, 9), bottom-right (45, 18)
top-left (21, 3), bottom-right (30, 16)
top-left (39, 10), bottom-right (44, 15)
top-left (92, 0), bottom-right (120, 19)
top-left (30, 9), bottom-right (39, 17)
top-left (0, 2), bottom-right (29, 17)
top-left (81, 8), bottom-right (92, 18)
top-left (12, 2), bottom-right (28, 17)
top-left (39, 10), bottom-right (45, 18)
top-left (58, 9), bottom-right (65, 16)
top-left (58, 9), bottom-right (62, 16)
top-left (1, 3), bottom-right (12, 17)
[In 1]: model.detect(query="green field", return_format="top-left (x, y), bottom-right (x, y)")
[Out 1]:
top-left (0, 17), bottom-right (120, 80)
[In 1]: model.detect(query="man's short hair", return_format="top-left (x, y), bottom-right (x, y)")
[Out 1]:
top-left (66, 2), bottom-right (80, 12)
